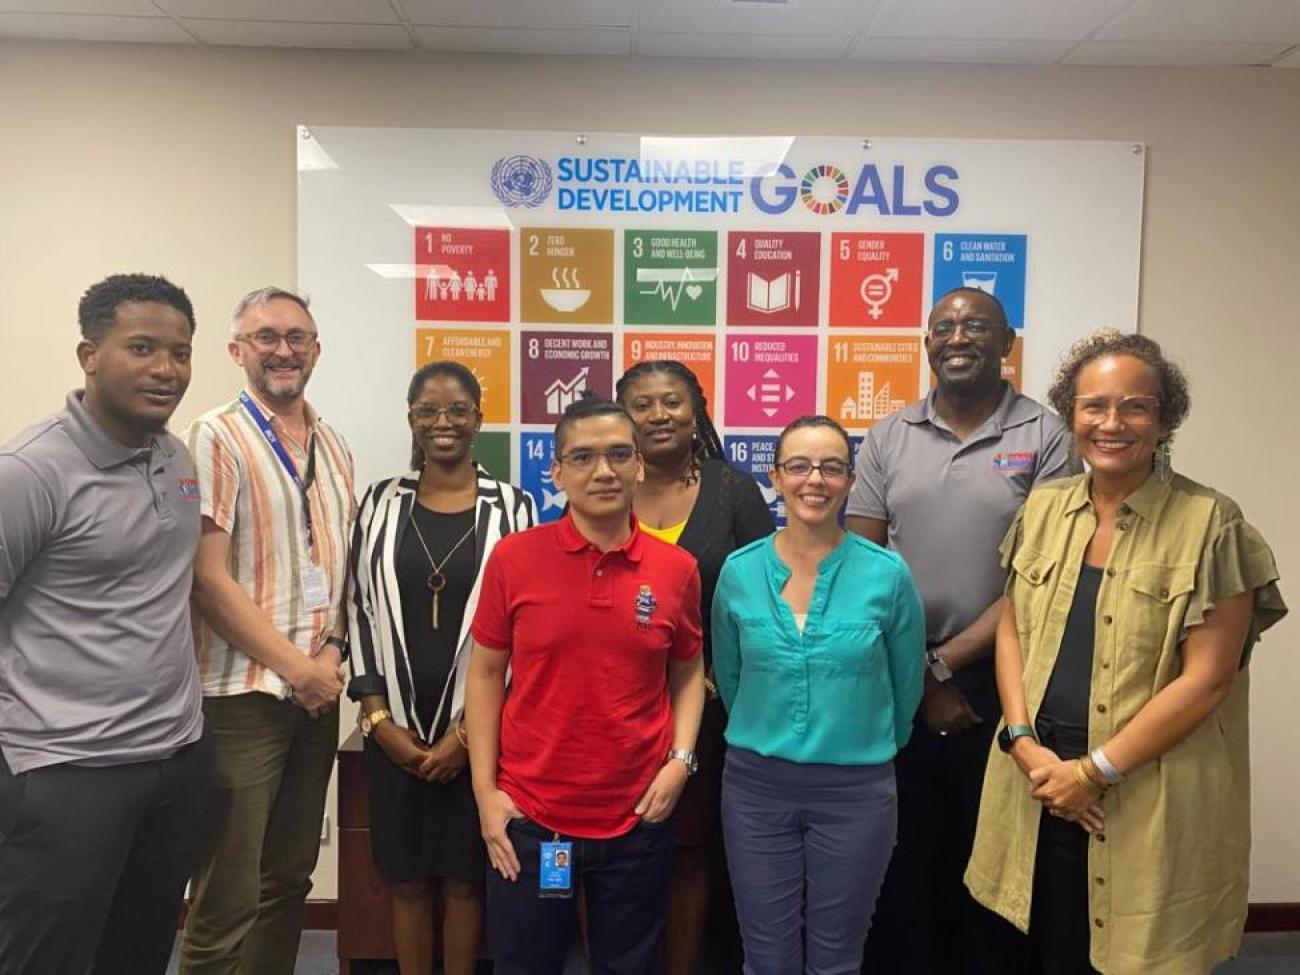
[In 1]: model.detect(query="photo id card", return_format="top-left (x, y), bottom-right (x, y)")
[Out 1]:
top-left (539, 841), bottom-right (573, 898)
top-left (300, 564), bottom-right (331, 611)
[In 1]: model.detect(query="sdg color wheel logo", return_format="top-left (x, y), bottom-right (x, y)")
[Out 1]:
top-left (490, 155), bottom-right (553, 208)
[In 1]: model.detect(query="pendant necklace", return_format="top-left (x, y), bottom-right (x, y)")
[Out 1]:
top-left (409, 513), bottom-right (475, 630)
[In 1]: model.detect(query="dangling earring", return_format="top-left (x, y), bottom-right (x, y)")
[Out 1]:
top-left (1154, 440), bottom-right (1173, 483)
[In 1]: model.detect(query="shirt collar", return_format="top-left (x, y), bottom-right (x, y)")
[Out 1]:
top-left (242, 388), bottom-right (321, 433)
top-left (902, 382), bottom-right (1026, 438)
top-left (61, 389), bottom-right (169, 470)
top-left (1063, 471), bottom-right (1172, 521)
top-left (556, 511), bottom-right (644, 562)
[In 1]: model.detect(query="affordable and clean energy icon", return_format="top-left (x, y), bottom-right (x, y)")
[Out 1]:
top-left (544, 368), bottom-right (589, 415)
top-left (541, 267), bottom-right (591, 313)
top-left (746, 368), bottom-right (797, 418)
top-left (747, 270), bottom-right (801, 315)
top-left (635, 266), bottom-right (718, 311)
top-left (961, 270), bottom-right (998, 295)
top-left (859, 267), bottom-right (899, 320)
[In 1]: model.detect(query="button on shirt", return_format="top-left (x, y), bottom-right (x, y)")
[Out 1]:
top-left (712, 533), bottom-right (926, 765)
top-left (966, 472), bottom-right (1288, 975)
top-left (0, 391), bottom-right (204, 773)
top-left (187, 393), bottom-right (356, 699)
top-left (471, 514), bottom-right (703, 839)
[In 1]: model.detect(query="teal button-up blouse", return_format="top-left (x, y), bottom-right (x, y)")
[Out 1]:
top-left (712, 532), bottom-right (926, 766)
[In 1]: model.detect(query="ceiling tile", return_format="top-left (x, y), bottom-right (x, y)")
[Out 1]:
top-left (637, 30), bottom-right (849, 59)
top-left (868, 0), bottom-right (1134, 41)
top-left (639, 0), bottom-right (881, 37)
top-left (0, 12), bottom-right (192, 42)
top-left (851, 36), bottom-right (1073, 64)
top-left (156, 0), bottom-right (401, 24)
top-left (413, 24), bottom-right (630, 55)
top-left (0, 0), bottom-right (156, 12)
top-left (1065, 40), bottom-right (1292, 66)
top-left (183, 19), bottom-right (413, 48)
top-left (402, 0), bottom-right (632, 30)
top-left (1096, 0), bottom-right (1300, 44)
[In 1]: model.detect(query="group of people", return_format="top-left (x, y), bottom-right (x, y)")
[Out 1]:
top-left (0, 272), bottom-right (1287, 975)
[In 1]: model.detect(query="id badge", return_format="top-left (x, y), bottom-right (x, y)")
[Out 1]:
top-left (300, 564), bottom-right (331, 611)
top-left (539, 841), bottom-right (573, 899)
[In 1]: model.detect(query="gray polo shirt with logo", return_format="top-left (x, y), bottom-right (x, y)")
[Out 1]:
top-left (847, 384), bottom-right (1076, 648)
top-left (0, 390), bottom-right (204, 774)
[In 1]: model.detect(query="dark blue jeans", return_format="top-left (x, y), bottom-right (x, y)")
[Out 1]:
top-left (485, 814), bottom-right (675, 975)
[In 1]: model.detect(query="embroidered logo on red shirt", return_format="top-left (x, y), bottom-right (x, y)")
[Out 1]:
top-left (634, 584), bottom-right (657, 630)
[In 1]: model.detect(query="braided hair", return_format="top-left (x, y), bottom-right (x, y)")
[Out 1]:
top-left (615, 360), bottom-right (724, 481)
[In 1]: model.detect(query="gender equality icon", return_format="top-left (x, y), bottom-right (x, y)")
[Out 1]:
top-left (829, 233), bottom-right (923, 328)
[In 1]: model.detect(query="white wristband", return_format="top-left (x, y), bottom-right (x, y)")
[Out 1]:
top-left (1091, 747), bottom-right (1124, 786)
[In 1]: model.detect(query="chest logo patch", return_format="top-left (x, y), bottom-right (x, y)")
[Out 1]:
top-left (178, 478), bottom-right (201, 501)
top-left (993, 451), bottom-right (1036, 474)
top-left (634, 584), bottom-right (658, 630)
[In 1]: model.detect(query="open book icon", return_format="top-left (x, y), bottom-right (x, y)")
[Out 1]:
top-left (747, 270), bottom-right (800, 314)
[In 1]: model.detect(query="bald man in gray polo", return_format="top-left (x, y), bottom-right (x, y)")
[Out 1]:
top-left (850, 287), bottom-right (1077, 974)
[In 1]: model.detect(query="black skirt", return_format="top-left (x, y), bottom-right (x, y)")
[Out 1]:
top-left (363, 737), bottom-right (486, 885)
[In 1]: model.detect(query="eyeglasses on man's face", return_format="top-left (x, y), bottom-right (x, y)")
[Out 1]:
top-left (1072, 395), bottom-right (1161, 424)
top-left (557, 445), bottom-right (640, 471)
top-left (927, 319), bottom-right (1000, 340)
top-left (409, 402), bottom-right (479, 424)
top-left (236, 329), bottom-right (318, 353)
top-left (775, 457), bottom-right (851, 480)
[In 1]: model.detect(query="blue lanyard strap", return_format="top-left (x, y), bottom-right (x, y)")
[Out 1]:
top-left (239, 391), bottom-right (318, 549)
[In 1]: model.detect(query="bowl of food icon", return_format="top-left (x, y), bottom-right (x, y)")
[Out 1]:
top-left (541, 288), bottom-right (591, 313)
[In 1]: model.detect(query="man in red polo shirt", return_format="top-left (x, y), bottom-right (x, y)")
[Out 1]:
top-left (466, 396), bottom-right (705, 975)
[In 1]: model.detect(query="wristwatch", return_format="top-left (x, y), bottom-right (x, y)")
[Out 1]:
top-left (926, 648), bottom-right (953, 683)
top-left (997, 724), bottom-right (1036, 753)
top-left (667, 748), bottom-right (698, 776)
top-left (359, 708), bottom-right (391, 738)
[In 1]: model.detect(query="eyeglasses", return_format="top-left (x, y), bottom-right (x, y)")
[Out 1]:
top-left (558, 446), bottom-right (639, 471)
top-left (1073, 395), bottom-right (1161, 424)
top-left (409, 403), bottom-right (479, 424)
top-left (237, 329), bottom-right (318, 353)
top-left (927, 319), bottom-right (1000, 340)
top-left (775, 458), bottom-right (851, 479)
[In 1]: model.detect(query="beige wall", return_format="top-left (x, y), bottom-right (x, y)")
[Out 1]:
top-left (2, 40), bottom-right (1297, 902)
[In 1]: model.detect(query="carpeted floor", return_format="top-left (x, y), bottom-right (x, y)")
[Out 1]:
top-left (169, 930), bottom-right (1300, 973)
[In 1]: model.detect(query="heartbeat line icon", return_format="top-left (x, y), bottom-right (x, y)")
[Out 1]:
top-left (635, 267), bottom-right (718, 311)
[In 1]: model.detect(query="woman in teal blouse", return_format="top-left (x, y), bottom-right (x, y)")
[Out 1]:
top-left (712, 415), bottom-right (926, 974)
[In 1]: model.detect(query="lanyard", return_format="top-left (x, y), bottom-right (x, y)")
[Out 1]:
top-left (240, 391), bottom-right (318, 550)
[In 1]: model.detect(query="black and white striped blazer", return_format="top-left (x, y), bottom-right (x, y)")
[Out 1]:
top-left (346, 465), bottom-right (537, 741)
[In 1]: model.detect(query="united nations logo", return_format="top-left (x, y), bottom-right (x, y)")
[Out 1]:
top-left (490, 155), bottom-right (553, 208)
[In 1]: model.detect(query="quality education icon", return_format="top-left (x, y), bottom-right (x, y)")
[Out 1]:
top-left (490, 155), bottom-right (554, 208)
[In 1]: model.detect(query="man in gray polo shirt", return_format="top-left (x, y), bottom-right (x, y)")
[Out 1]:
top-left (0, 274), bottom-right (212, 975)
top-left (850, 287), bottom-right (1075, 974)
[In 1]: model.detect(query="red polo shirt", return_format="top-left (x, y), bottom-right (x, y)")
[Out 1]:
top-left (471, 513), bottom-right (702, 839)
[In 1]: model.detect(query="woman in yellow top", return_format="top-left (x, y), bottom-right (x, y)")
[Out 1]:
top-left (965, 331), bottom-right (1286, 975)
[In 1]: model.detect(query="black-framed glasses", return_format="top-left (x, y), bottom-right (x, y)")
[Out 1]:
top-left (1072, 395), bottom-right (1160, 424)
top-left (237, 329), bottom-right (318, 353)
top-left (558, 446), bottom-right (639, 471)
top-left (775, 457), bottom-right (851, 479)
top-left (409, 403), bottom-right (479, 424)
top-left (927, 319), bottom-right (1000, 340)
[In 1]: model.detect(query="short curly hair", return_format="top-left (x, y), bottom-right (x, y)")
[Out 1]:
top-left (78, 273), bottom-right (196, 340)
top-left (1046, 329), bottom-right (1190, 442)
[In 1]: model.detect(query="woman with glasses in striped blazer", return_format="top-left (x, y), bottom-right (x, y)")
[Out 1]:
top-left (346, 361), bottom-right (536, 975)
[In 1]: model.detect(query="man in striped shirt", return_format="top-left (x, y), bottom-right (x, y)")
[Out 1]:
top-left (180, 287), bottom-right (356, 974)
